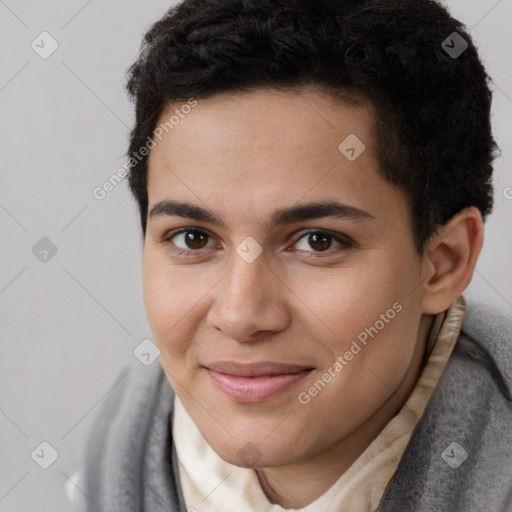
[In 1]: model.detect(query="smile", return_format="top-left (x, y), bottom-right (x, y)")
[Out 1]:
top-left (203, 361), bottom-right (314, 403)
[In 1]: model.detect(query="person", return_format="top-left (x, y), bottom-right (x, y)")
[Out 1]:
top-left (70, 0), bottom-right (512, 510)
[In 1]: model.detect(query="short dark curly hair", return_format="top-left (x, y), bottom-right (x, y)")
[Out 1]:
top-left (125, 0), bottom-right (499, 253)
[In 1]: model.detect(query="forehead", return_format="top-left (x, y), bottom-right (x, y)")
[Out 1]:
top-left (145, 88), bottom-right (407, 233)
top-left (148, 87), bottom-right (377, 173)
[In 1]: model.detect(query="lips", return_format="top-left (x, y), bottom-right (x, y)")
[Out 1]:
top-left (205, 361), bottom-right (313, 377)
top-left (203, 361), bottom-right (314, 403)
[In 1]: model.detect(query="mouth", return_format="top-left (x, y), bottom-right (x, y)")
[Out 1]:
top-left (203, 361), bottom-right (315, 403)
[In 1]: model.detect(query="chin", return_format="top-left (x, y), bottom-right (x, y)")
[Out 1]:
top-left (205, 430), bottom-right (307, 469)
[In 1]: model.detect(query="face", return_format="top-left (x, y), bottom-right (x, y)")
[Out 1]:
top-left (143, 87), bottom-right (427, 468)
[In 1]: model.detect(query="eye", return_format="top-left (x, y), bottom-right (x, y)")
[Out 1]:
top-left (162, 227), bottom-right (354, 258)
top-left (164, 228), bottom-right (216, 255)
top-left (291, 230), bottom-right (353, 256)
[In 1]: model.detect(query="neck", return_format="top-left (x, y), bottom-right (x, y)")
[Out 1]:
top-left (255, 313), bottom-right (435, 509)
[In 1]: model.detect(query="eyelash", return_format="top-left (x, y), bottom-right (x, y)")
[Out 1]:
top-left (162, 228), bottom-right (354, 259)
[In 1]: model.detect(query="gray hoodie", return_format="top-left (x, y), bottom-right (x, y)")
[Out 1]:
top-left (70, 299), bottom-right (512, 511)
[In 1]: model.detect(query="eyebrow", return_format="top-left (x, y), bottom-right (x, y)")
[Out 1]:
top-left (148, 199), bottom-right (373, 228)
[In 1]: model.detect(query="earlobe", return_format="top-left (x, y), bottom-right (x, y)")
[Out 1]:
top-left (421, 207), bottom-right (484, 315)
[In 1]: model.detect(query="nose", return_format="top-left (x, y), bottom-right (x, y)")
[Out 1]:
top-left (206, 252), bottom-right (290, 343)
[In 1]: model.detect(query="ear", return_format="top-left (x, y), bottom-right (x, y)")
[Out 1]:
top-left (421, 206), bottom-right (484, 315)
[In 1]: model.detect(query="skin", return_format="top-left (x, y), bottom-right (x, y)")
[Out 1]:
top-left (142, 86), bottom-right (483, 508)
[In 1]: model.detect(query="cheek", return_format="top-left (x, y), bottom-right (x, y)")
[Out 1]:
top-left (303, 265), bottom-right (404, 340)
top-left (301, 255), bottom-right (420, 379)
top-left (142, 262), bottom-right (174, 335)
top-left (142, 249), bottom-right (196, 360)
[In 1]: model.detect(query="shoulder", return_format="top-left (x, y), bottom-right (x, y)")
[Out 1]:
top-left (378, 299), bottom-right (512, 511)
top-left (68, 362), bottom-right (174, 511)
top-left (456, 298), bottom-right (512, 400)
top-left (434, 298), bottom-right (512, 449)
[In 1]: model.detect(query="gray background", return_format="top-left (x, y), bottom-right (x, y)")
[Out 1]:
top-left (1, 0), bottom-right (511, 510)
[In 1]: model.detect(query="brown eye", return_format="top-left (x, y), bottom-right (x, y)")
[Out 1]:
top-left (183, 229), bottom-right (209, 249)
top-left (166, 228), bottom-right (214, 253)
top-left (292, 230), bottom-right (353, 256)
top-left (307, 232), bottom-right (332, 252)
